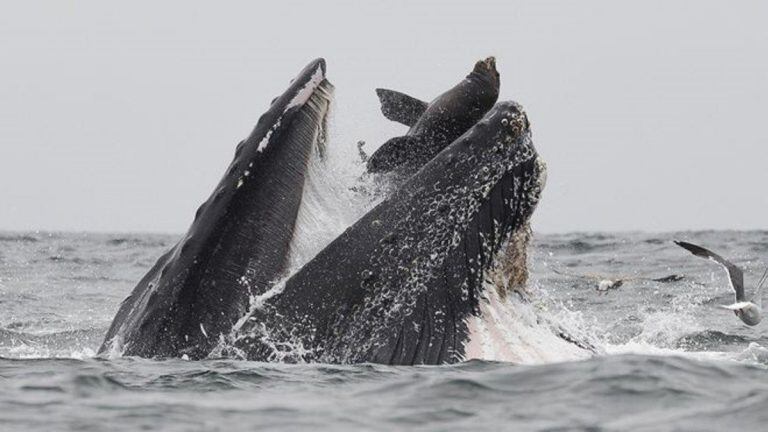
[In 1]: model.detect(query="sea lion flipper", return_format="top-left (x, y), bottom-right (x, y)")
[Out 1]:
top-left (366, 135), bottom-right (427, 173)
top-left (375, 88), bottom-right (428, 127)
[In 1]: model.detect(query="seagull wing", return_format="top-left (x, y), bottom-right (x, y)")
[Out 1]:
top-left (754, 283), bottom-right (765, 309)
top-left (719, 302), bottom-right (752, 311)
top-left (751, 267), bottom-right (768, 308)
top-left (674, 241), bottom-right (745, 302)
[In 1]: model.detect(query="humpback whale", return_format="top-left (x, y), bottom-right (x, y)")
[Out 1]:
top-left (234, 100), bottom-right (546, 365)
top-left (100, 59), bottom-right (334, 359)
top-left (366, 57), bottom-right (500, 177)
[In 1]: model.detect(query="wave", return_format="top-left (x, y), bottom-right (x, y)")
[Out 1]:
top-left (676, 330), bottom-right (751, 350)
top-left (0, 233), bottom-right (40, 243)
top-left (104, 236), bottom-right (175, 248)
top-left (0, 327), bottom-right (105, 359)
top-left (0, 354), bottom-right (765, 430)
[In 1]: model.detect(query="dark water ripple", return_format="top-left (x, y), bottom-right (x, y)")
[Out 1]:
top-left (2, 355), bottom-right (766, 431)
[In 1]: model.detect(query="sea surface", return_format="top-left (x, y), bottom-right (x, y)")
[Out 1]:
top-left (1, 230), bottom-right (767, 431)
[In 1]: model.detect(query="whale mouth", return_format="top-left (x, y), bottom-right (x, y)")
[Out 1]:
top-left (466, 145), bottom-right (543, 299)
top-left (420, 103), bottom-right (546, 312)
top-left (364, 102), bottom-right (544, 365)
top-left (298, 79), bottom-right (334, 158)
top-left (229, 73), bottom-right (334, 292)
top-left (223, 101), bottom-right (545, 365)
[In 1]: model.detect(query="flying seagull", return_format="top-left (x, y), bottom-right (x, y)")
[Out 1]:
top-left (674, 240), bottom-right (767, 326)
top-left (551, 267), bottom-right (684, 294)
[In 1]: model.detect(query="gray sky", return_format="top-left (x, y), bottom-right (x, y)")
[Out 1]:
top-left (1, 1), bottom-right (766, 233)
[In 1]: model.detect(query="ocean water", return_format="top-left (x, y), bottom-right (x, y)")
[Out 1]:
top-left (1, 230), bottom-right (767, 431)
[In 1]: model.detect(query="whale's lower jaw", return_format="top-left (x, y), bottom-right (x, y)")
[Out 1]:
top-left (98, 60), bottom-right (335, 360)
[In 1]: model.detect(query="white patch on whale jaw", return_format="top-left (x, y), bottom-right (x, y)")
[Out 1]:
top-left (463, 278), bottom-right (594, 364)
top-left (256, 118), bottom-right (282, 154)
top-left (287, 65), bottom-right (326, 110)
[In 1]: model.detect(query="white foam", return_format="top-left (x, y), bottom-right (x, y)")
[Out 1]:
top-left (102, 334), bottom-right (125, 359)
top-left (4, 342), bottom-right (97, 360)
top-left (464, 282), bottom-right (594, 364)
top-left (634, 310), bottom-right (705, 348)
top-left (231, 277), bottom-right (289, 334)
top-left (734, 342), bottom-right (768, 365)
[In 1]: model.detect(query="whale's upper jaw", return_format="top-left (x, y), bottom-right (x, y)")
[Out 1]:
top-left (400, 101), bottom-right (543, 363)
